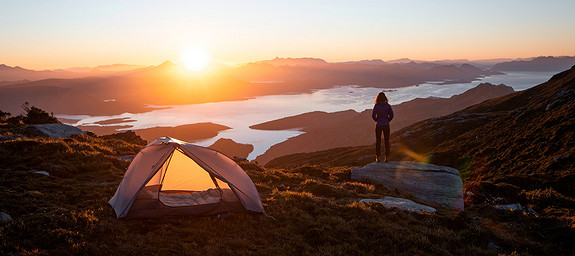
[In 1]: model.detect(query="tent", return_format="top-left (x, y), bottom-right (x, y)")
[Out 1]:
top-left (109, 137), bottom-right (265, 219)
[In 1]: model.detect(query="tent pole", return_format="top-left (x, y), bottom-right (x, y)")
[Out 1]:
top-left (158, 148), bottom-right (175, 196)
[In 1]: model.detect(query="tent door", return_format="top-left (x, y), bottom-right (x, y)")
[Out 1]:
top-left (140, 147), bottom-right (236, 207)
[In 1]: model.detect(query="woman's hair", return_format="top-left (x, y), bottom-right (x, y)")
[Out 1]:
top-left (374, 92), bottom-right (388, 104)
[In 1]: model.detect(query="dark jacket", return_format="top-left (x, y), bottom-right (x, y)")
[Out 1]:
top-left (372, 102), bottom-right (394, 126)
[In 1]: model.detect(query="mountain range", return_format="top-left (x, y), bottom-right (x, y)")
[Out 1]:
top-left (0, 59), bottom-right (504, 116)
top-left (0, 63), bottom-right (145, 82)
top-left (492, 56), bottom-right (575, 71)
top-left (2, 55), bottom-right (573, 83)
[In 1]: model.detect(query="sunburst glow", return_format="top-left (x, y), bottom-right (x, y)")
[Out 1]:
top-left (181, 49), bottom-right (210, 71)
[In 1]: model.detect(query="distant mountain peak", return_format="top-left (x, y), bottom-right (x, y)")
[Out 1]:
top-left (256, 57), bottom-right (328, 66)
top-left (0, 64), bottom-right (27, 71)
top-left (158, 60), bottom-right (176, 67)
top-left (459, 63), bottom-right (484, 73)
top-left (386, 58), bottom-right (413, 64)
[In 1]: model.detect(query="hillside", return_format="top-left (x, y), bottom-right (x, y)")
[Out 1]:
top-left (1, 114), bottom-right (574, 255)
top-left (266, 66), bottom-right (575, 226)
top-left (253, 83), bottom-right (514, 164)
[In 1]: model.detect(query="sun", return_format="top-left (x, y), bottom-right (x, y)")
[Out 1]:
top-left (181, 49), bottom-right (210, 71)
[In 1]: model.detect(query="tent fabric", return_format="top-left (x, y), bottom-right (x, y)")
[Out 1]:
top-left (109, 137), bottom-right (265, 219)
top-left (158, 148), bottom-right (218, 192)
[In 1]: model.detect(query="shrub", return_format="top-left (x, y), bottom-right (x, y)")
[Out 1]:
top-left (343, 181), bottom-right (375, 194)
top-left (21, 102), bottom-right (60, 124)
top-left (0, 110), bottom-right (11, 122)
top-left (291, 165), bottom-right (326, 178)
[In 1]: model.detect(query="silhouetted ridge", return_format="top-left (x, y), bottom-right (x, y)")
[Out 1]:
top-left (492, 56), bottom-right (575, 71)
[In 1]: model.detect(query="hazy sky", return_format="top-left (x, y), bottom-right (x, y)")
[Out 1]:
top-left (1, 0), bottom-right (574, 69)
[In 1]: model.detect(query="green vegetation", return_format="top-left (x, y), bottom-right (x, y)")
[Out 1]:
top-left (2, 76), bottom-right (575, 256)
top-left (1, 134), bottom-right (573, 255)
top-left (263, 66), bottom-right (575, 255)
top-left (1, 102), bottom-right (60, 126)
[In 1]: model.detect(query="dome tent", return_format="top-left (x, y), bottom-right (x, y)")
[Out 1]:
top-left (109, 137), bottom-right (265, 219)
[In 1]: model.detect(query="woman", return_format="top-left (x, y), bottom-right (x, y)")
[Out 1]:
top-left (372, 92), bottom-right (394, 162)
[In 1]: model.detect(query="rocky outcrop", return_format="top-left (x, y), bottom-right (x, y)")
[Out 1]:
top-left (360, 196), bottom-right (437, 214)
top-left (494, 203), bottom-right (536, 214)
top-left (351, 161), bottom-right (464, 211)
top-left (19, 123), bottom-right (83, 138)
top-left (0, 212), bottom-right (13, 225)
top-left (0, 134), bottom-right (25, 141)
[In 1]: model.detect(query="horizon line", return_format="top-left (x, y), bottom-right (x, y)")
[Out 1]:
top-left (4, 54), bottom-right (575, 71)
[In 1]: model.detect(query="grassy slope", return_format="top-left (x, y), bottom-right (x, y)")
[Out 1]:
top-left (1, 66), bottom-right (574, 254)
top-left (0, 134), bottom-right (573, 255)
top-left (267, 66), bottom-right (575, 198)
top-left (262, 67), bottom-right (575, 253)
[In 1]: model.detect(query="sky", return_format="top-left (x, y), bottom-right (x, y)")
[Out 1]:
top-left (1, 0), bottom-right (574, 69)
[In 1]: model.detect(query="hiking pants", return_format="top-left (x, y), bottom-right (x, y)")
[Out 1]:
top-left (375, 125), bottom-right (390, 157)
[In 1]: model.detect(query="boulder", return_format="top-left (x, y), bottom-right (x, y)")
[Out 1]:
top-left (494, 203), bottom-right (536, 214)
top-left (360, 196), bottom-right (436, 214)
top-left (351, 161), bottom-right (464, 211)
top-left (0, 212), bottom-right (13, 224)
top-left (31, 170), bottom-right (50, 176)
top-left (0, 134), bottom-right (25, 141)
top-left (494, 203), bottom-right (523, 211)
top-left (19, 123), bottom-right (83, 138)
top-left (118, 155), bottom-right (136, 162)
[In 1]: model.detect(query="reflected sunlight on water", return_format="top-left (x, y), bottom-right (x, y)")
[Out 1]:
top-left (58, 71), bottom-right (556, 160)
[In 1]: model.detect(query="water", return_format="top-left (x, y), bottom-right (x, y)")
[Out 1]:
top-left (58, 71), bottom-right (556, 160)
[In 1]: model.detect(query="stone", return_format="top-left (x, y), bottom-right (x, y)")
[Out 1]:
top-left (494, 203), bottom-right (523, 211)
top-left (0, 212), bottom-right (13, 225)
top-left (19, 123), bottom-right (83, 138)
top-left (487, 240), bottom-right (503, 251)
top-left (118, 155), bottom-right (136, 162)
top-left (31, 170), bottom-right (50, 176)
top-left (351, 161), bottom-right (464, 211)
top-left (0, 134), bottom-right (25, 141)
top-left (360, 196), bottom-right (437, 214)
top-left (494, 203), bottom-right (538, 215)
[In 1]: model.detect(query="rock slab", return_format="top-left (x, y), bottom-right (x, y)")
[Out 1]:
top-left (19, 123), bottom-right (84, 138)
top-left (0, 134), bottom-right (25, 141)
top-left (0, 212), bottom-right (13, 224)
top-left (360, 196), bottom-right (437, 214)
top-left (351, 161), bottom-right (464, 211)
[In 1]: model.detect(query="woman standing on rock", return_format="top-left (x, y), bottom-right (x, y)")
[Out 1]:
top-left (372, 92), bottom-right (394, 162)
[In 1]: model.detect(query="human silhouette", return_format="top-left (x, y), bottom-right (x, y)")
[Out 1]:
top-left (372, 92), bottom-right (394, 162)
